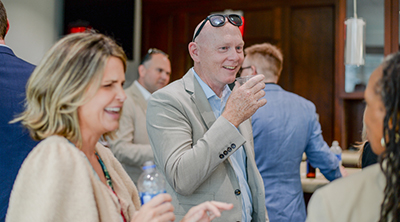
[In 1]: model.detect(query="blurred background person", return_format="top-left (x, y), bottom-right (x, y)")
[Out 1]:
top-left (240, 42), bottom-right (345, 222)
top-left (6, 32), bottom-right (232, 222)
top-left (306, 52), bottom-right (400, 221)
top-left (109, 48), bottom-right (171, 184)
top-left (0, 1), bottom-right (38, 220)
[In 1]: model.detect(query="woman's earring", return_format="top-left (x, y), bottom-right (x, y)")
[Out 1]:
top-left (381, 137), bottom-right (386, 148)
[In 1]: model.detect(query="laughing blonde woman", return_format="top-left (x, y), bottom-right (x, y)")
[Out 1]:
top-left (6, 32), bottom-right (232, 222)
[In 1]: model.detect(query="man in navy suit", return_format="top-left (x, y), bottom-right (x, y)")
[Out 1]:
top-left (0, 1), bottom-right (37, 221)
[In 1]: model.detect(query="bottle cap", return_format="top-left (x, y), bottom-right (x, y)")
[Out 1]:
top-left (332, 140), bottom-right (339, 146)
top-left (142, 160), bottom-right (156, 170)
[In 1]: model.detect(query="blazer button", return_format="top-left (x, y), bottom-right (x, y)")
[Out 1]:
top-left (219, 154), bottom-right (224, 159)
top-left (231, 143), bottom-right (236, 149)
top-left (234, 189), bottom-right (241, 196)
top-left (227, 147), bottom-right (232, 152)
top-left (223, 150), bottom-right (228, 155)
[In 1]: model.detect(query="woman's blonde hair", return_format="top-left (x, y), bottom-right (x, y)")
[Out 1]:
top-left (13, 32), bottom-right (127, 147)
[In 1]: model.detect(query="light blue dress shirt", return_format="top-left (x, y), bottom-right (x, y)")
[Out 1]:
top-left (252, 83), bottom-right (341, 222)
top-left (193, 69), bottom-right (253, 222)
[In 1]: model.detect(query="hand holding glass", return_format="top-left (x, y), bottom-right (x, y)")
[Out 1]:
top-left (236, 75), bottom-right (256, 85)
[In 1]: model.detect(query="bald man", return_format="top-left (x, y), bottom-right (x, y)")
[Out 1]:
top-left (146, 14), bottom-right (268, 222)
top-left (109, 48), bottom-right (170, 183)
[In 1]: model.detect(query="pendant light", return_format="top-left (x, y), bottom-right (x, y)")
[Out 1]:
top-left (344, 0), bottom-right (366, 66)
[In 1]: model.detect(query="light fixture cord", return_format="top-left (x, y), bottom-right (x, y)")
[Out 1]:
top-left (353, 0), bottom-right (358, 18)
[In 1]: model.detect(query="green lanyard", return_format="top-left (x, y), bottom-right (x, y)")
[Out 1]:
top-left (95, 152), bottom-right (114, 190)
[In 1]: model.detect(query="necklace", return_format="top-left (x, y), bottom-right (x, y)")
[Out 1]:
top-left (94, 152), bottom-right (114, 190)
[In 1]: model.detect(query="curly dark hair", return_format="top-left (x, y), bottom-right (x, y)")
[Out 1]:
top-left (379, 52), bottom-right (400, 221)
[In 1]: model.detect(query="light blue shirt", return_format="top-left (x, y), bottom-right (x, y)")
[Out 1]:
top-left (252, 83), bottom-right (341, 222)
top-left (193, 69), bottom-right (253, 222)
top-left (0, 44), bottom-right (10, 49)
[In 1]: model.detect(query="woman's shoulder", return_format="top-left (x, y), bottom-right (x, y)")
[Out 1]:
top-left (8, 135), bottom-right (99, 221)
top-left (317, 164), bottom-right (383, 196)
top-left (21, 135), bottom-right (89, 175)
top-left (35, 135), bottom-right (72, 148)
top-left (30, 135), bottom-right (83, 158)
top-left (307, 164), bottom-right (384, 221)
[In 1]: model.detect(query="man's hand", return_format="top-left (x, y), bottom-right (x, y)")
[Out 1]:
top-left (222, 74), bottom-right (267, 127)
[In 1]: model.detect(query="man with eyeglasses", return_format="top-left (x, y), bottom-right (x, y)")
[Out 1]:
top-left (109, 48), bottom-right (171, 184)
top-left (240, 43), bottom-right (346, 222)
top-left (147, 14), bottom-right (268, 222)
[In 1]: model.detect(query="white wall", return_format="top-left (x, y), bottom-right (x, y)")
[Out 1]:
top-left (2, 0), bottom-right (141, 87)
top-left (3, 0), bottom-right (63, 64)
top-left (127, 0), bottom-right (142, 87)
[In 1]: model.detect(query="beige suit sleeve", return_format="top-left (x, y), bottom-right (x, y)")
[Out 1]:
top-left (6, 137), bottom-right (98, 222)
top-left (109, 95), bottom-right (153, 167)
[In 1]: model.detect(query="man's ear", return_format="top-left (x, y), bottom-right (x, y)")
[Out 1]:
top-left (6, 19), bottom-right (9, 35)
top-left (138, 64), bottom-right (146, 78)
top-left (188, 42), bottom-right (200, 63)
top-left (251, 65), bottom-right (257, 75)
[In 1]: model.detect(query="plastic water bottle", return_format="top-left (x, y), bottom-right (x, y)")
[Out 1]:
top-left (330, 140), bottom-right (342, 165)
top-left (137, 161), bottom-right (166, 205)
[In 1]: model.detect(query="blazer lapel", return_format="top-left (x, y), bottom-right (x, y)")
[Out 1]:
top-left (127, 82), bottom-right (147, 113)
top-left (182, 70), bottom-right (216, 130)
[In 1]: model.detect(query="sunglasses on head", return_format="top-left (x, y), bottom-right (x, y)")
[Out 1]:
top-left (140, 48), bottom-right (168, 65)
top-left (192, 14), bottom-right (243, 42)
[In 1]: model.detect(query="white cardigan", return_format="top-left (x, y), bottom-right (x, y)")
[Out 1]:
top-left (6, 135), bottom-right (141, 222)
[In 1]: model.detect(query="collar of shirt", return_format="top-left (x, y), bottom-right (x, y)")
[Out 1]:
top-left (134, 80), bottom-right (152, 101)
top-left (192, 68), bottom-right (231, 119)
top-left (0, 44), bottom-right (11, 49)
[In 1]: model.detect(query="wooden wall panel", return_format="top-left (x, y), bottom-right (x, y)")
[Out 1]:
top-left (141, 14), bottom-right (171, 59)
top-left (344, 100), bottom-right (365, 148)
top-left (290, 6), bottom-right (334, 143)
top-left (243, 9), bottom-right (279, 47)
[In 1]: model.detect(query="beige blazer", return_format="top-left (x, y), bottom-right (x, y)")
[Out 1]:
top-left (109, 81), bottom-right (154, 183)
top-left (306, 163), bottom-right (385, 222)
top-left (146, 69), bottom-right (267, 222)
top-left (6, 135), bottom-right (141, 222)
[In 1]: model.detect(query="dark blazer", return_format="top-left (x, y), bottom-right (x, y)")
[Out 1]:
top-left (0, 45), bottom-right (37, 221)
